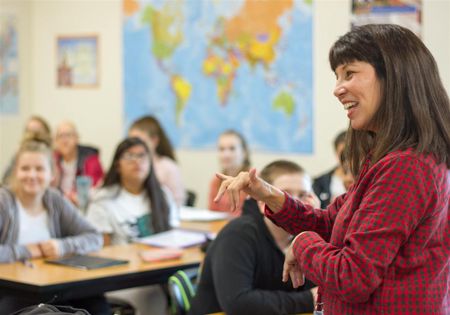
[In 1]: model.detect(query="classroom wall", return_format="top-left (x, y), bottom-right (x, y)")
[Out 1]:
top-left (1, 0), bottom-right (449, 208)
top-left (0, 0), bottom-right (32, 170)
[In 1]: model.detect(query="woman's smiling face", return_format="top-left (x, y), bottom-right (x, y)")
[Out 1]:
top-left (334, 61), bottom-right (382, 131)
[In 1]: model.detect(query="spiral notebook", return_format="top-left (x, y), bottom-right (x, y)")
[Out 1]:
top-left (45, 255), bottom-right (129, 270)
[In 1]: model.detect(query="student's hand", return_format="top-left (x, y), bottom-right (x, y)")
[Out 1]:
top-left (39, 239), bottom-right (62, 258)
top-left (65, 190), bottom-right (79, 206)
top-left (283, 233), bottom-right (305, 288)
top-left (26, 244), bottom-right (43, 258)
top-left (214, 168), bottom-right (284, 212)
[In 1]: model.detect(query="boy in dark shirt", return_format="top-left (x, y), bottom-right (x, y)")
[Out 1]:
top-left (189, 160), bottom-right (318, 315)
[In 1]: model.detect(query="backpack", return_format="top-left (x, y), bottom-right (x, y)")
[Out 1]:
top-left (168, 268), bottom-right (198, 315)
top-left (9, 303), bottom-right (90, 315)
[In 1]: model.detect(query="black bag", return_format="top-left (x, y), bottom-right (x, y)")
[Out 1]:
top-left (9, 303), bottom-right (90, 315)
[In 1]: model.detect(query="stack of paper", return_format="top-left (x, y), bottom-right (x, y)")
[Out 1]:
top-left (180, 206), bottom-right (231, 222)
top-left (136, 229), bottom-right (208, 248)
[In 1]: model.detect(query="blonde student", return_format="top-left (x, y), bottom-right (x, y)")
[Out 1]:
top-left (0, 133), bottom-right (107, 314)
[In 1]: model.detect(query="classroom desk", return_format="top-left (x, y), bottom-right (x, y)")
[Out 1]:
top-left (0, 244), bottom-right (202, 301)
top-left (0, 219), bottom-right (230, 302)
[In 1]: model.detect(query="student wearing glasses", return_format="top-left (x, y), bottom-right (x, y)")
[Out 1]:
top-left (86, 137), bottom-right (178, 314)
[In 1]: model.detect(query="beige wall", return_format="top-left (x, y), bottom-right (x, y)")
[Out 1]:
top-left (1, 0), bottom-right (449, 207)
top-left (0, 0), bottom-right (32, 170)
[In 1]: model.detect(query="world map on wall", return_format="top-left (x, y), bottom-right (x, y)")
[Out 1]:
top-left (123, 0), bottom-right (313, 153)
top-left (0, 15), bottom-right (18, 114)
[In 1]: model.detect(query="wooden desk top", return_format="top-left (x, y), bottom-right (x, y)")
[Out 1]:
top-left (0, 219), bottom-right (230, 300)
top-left (0, 244), bottom-right (202, 287)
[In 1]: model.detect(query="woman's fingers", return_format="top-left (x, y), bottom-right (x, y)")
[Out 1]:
top-left (215, 172), bottom-right (229, 180)
top-left (214, 173), bottom-right (231, 203)
top-left (249, 168), bottom-right (257, 184)
top-left (283, 243), bottom-right (304, 288)
top-left (291, 269), bottom-right (305, 288)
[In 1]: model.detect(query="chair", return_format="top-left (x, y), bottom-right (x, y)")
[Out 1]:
top-left (168, 267), bottom-right (199, 315)
top-left (185, 190), bottom-right (197, 207)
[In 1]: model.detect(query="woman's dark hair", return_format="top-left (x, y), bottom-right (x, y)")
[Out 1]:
top-left (103, 137), bottom-right (170, 233)
top-left (329, 24), bottom-right (450, 175)
top-left (129, 116), bottom-right (176, 161)
top-left (220, 129), bottom-right (251, 172)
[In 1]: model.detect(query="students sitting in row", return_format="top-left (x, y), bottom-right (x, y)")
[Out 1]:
top-left (86, 137), bottom-right (178, 314)
top-left (208, 130), bottom-right (251, 215)
top-left (129, 116), bottom-right (186, 206)
top-left (54, 121), bottom-right (104, 205)
top-left (190, 160), bottom-right (317, 315)
top-left (0, 133), bottom-right (108, 314)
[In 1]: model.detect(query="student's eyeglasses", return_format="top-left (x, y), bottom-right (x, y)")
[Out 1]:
top-left (121, 152), bottom-right (148, 162)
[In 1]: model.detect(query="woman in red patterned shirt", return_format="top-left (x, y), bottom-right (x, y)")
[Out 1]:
top-left (214, 24), bottom-right (450, 315)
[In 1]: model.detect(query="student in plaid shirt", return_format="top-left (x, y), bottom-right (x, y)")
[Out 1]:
top-left (215, 24), bottom-right (450, 315)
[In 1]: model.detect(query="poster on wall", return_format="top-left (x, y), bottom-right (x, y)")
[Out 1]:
top-left (352, 0), bottom-right (421, 36)
top-left (123, 0), bottom-right (313, 153)
top-left (0, 15), bottom-right (19, 115)
top-left (56, 35), bottom-right (99, 88)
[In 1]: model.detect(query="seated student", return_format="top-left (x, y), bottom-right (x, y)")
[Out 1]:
top-left (189, 160), bottom-right (318, 315)
top-left (0, 133), bottom-right (108, 314)
top-left (128, 116), bottom-right (186, 206)
top-left (2, 115), bottom-right (53, 184)
top-left (208, 130), bottom-right (251, 215)
top-left (86, 137), bottom-right (178, 314)
top-left (54, 121), bottom-right (104, 204)
top-left (313, 130), bottom-right (348, 208)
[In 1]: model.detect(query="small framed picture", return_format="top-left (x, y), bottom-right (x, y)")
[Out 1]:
top-left (56, 35), bottom-right (99, 88)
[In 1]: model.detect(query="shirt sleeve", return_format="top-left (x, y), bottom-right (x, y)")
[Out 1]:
top-left (211, 226), bottom-right (314, 315)
top-left (85, 201), bottom-right (115, 234)
top-left (292, 155), bottom-right (436, 303)
top-left (0, 190), bottom-right (32, 262)
top-left (0, 243), bottom-right (31, 263)
top-left (265, 191), bottom-right (347, 242)
top-left (56, 194), bottom-right (103, 255)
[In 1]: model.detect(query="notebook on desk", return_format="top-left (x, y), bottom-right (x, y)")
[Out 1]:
top-left (136, 229), bottom-right (208, 248)
top-left (45, 255), bottom-right (129, 270)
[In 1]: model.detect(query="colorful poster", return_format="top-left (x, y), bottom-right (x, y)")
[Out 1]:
top-left (0, 15), bottom-right (19, 114)
top-left (123, 0), bottom-right (313, 153)
top-left (352, 0), bottom-right (421, 36)
top-left (57, 36), bottom-right (99, 88)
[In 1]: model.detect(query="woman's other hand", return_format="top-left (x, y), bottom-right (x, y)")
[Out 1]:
top-left (283, 234), bottom-right (305, 288)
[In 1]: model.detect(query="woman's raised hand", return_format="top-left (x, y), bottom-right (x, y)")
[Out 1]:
top-left (214, 168), bottom-right (285, 212)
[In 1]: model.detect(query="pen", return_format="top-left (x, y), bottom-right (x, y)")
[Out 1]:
top-left (22, 259), bottom-right (35, 268)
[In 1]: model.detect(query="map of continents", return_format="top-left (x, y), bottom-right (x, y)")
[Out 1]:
top-left (124, 0), bottom-right (313, 153)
